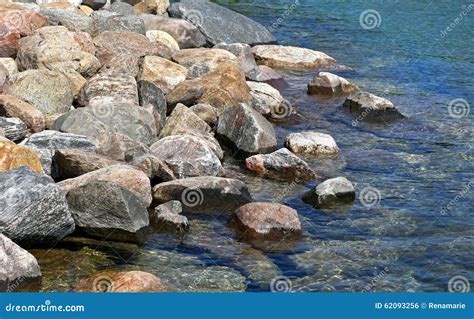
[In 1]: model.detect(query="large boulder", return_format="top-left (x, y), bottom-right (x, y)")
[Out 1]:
top-left (343, 92), bottom-right (403, 120)
top-left (67, 180), bottom-right (150, 243)
top-left (168, 0), bottom-right (275, 46)
top-left (0, 140), bottom-right (43, 173)
top-left (171, 48), bottom-right (237, 78)
top-left (6, 69), bottom-right (73, 116)
top-left (160, 103), bottom-right (211, 137)
top-left (217, 103), bottom-right (277, 155)
top-left (0, 95), bottom-right (44, 133)
top-left (307, 72), bottom-right (359, 96)
top-left (0, 166), bottom-right (75, 246)
top-left (0, 234), bottom-right (41, 292)
top-left (75, 271), bottom-right (166, 292)
top-left (284, 131), bottom-right (339, 155)
top-left (21, 130), bottom-right (98, 176)
top-left (252, 45), bottom-right (338, 70)
top-left (138, 56), bottom-right (188, 94)
top-left (0, 117), bottom-right (28, 142)
top-left (150, 134), bottom-right (223, 178)
top-left (245, 148), bottom-right (319, 183)
top-left (302, 176), bottom-right (355, 207)
top-left (152, 176), bottom-right (252, 213)
top-left (140, 13), bottom-right (206, 48)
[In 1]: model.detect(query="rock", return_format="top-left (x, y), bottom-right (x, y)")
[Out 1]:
top-left (22, 130), bottom-right (98, 176)
top-left (0, 58), bottom-right (18, 76)
top-left (82, 0), bottom-right (107, 10)
top-left (130, 153), bottom-right (176, 181)
top-left (308, 72), bottom-right (359, 96)
top-left (137, 80), bottom-right (166, 130)
top-left (0, 166), bottom-right (75, 246)
top-left (59, 164), bottom-right (152, 207)
top-left (143, 0), bottom-right (169, 15)
top-left (152, 176), bottom-right (252, 213)
top-left (138, 56), bottom-right (187, 94)
top-left (91, 10), bottom-right (145, 35)
top-left (16, 26), bottom-right (100, 77)
top-left (0, 117), bottom-right (28, 142)
top-left (160, 103), bottom-right (211, 137)
top-left (0, 140), bottom-right (43, 173)
top-left (79, 5), bottom-right (94, 16)
top-left (6, 70), bottom-right (73, 116)
top-left (107, 1), bottom-right (135, 16)
top-left (95, 132), bottom-right (152, 162)
top-left (0, 95), bottom-right (44, 133)
top-left (52, 149), bottom-right (119, 180)
top-left (343, 92), bottom-right (403, 120)
top-left (146, 30), bottom-right (179, 51)
top-left (78, 70), bottom-right (139, 106)
top-left (56, 68), bottom-right (86, 98)
top-left (245, 148), bottom-right (319, 183)
top-left (53, 102), bottom-right (157, 147)
top-left (171, 48), bottom-right (237, 78)
top-left (250, 65), bottom-right (287, 88)
top-left (190, 103), bottom-right (217, 124)
top-left (247, 81), bottom-right (286, 118)
top-left (140, 13), bottom-right (206, 48)
top-left (150, 134), bottom-right (223, 178)
top-left (252, 45), bottom-right (338, 70)
top-left (167, 127), bottom-right (223, 160)
top-left (217, 103), bottom-right (277, 155)
top-left (75, 271), bottom-right (166, 292)
top-left (73, 31), bottom-right (95, 54)
top-left (40, 8), bottom-right (93, 33)
top-left (168, 0), bottom-right (275, 46)
top-left (232, 202), bottom-right (302, 240)
top-left (302, 176), bottom-right (355, 207)
top-left (0, 234), bottom-right (41, 292)
top-left (284, 131), bottom-right (339, 155)
top-left (154, 200), bottom-right (188, 232)
top-left (0, 23), bottom-right (20, 58)
top-left (66, 180), bottom-right (150, 243)
top-left (214, 42), bottom-right (259, 79)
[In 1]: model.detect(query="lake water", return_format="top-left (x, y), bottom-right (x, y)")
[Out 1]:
top-left (28, 0), bottom-right (473, 292)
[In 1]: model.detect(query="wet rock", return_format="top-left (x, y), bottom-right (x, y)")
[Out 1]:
top-left (171, 48), bottom-right (237, 78)
top-left (75, 271), bottom-right (166, 292)
top-left (78, 70), bottom-right (139, 106)
top-left (0, 234), bottom-right (41, 292)
top-left (152, 176), bottom-right (252, 213)
top-left (52, 149), bottom-right (119, 180)
top-left (22, 130), bottom-right (98, 176)
top-left (138, 56), bottom-right (187, 94)
top-left (0, 140), bottom-right (43, 173)
top-left (190, 103), bottom-right (218, 124)
top-left (66, 180), bottom-right (150, 243)
top-left (137, 80), bottom-right (166, 130)
top-left (231, 202), bottom-right (302, 243)
top-left (245, 148), bottom-right (319, 183)
top-left (217, 103), bottom-right (277, 155)
top-left (146, 30), bottom-right (180, 51)
top-left (343, 92), bottom-right (403, 120)
top-left (160, 103), bottom-right (211, 137)
top-left (284, 131), bottom-right (339, 155)
top-left (247, 81), bottom-right (286, 117)
top-left (59, 164), bottom-right (152, 207)
top-left (6, 70), bottom-right (73, 116)
top-left (214, 42), bottom-right (259, 79)
top-left (308, 72), bottom-right (359, 96)
top-left (169, 0), bottom-right (275, 46)
top-left (150, 134), bottom-right (223, 178)
top-left (0, 117), bottom-right (28, 142)
top-left (91, 10), bottom-right (145, 35)
top-left (252, 45), bottom-right (338, 70)
top-left (140, 13), bottom-right (206, 48)
top-left (302, 176), bottom-right (355, 207)
top-left (16, 26), bottom-right (100, 77)
top-left (154, 200), bottom-right (188, 232)
top-left (40, 8), bottom-right (93, 33)
top-left (82, 0), bottom-right (107, 10)
top-left (0, 166), bottom-right (75, 246)
top-left (107, 1), bottom-right (136, 16)
top-left (0, 95), bottom-right (44, 133)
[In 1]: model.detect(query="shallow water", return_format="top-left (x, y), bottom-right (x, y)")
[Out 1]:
top-left (28, 1), bottom-right (473, 292)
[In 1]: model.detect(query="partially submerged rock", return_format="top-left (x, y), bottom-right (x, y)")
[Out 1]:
top-left (302, 176), bottom-right (355, 207)
top-left (308, 72), bottom-right (359, 96)
top-left (154, 200), bottom-right (189, 232)
top-left (75, 271), bottom-right (166, 292)
top-left (343, 92), bottom-right (403, 121)
top-left (285, 131), bottom-right (339, 155)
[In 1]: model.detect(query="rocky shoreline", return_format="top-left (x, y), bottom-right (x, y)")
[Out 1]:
top-left (0, 0), bottom-right (404, 292)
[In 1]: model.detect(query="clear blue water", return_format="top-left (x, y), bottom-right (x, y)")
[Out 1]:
top-left (30, 1), bottom-right (473, 292)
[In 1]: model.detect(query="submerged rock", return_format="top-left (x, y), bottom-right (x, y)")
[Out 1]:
top-left (153, 176), bottom-right (252, 213)
top-left (302, 176), bottom-right (355, 207)
top-left (0, 141), bottom-right (43, 173)
top-left (285, 131), bottom-right (339, 155)
top-left (0, 167), bottom-right (75, 246)
top-left (343, 92), bottom-right (403, 121)
top-left (75, 271), bottom-right (166, 292)
top-left (154, 200), bottom-right (189, 232)
top-left (308, 72), bottom-right (359, 96)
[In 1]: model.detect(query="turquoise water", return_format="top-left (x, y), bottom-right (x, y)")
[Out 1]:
top-left (30, 1), bottom-right (473, 292)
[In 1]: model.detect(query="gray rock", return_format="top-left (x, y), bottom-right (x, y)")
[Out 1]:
top-left (150, 134), bottom-right (223, 178)
top-left (245, 148), bottom-right (319, 183)
top-left (343, 92), bottom-right (403, 121)
top-left (152, 176), bottom-right (252, 213)
top-left (22, 130), bottom-right (98, 176)
top-left (308, 72), bottom-right (359, 96)
top-left (91, 11), bottom-right (145, 35)
top-left (107, 1), bottom-right (136, 16)
top-left (168, 0), bottom-right (275, 46)
top-left (96, 132), bottom-right (152, 162)
top-left (140, 13), bottom-right (206, 48)
top-left (154, 200), bottom-right (188, 232)
top-left (0, 117), bottom-right (28, 142)
top-left (302, 176), bottom-right (355, 207)
top-left (40, 9), bottom-right (93, 33)
top-left (160, 103), bottom-right (211, 138)
top-left (137, 80), bottom-right (167, 130)
top-left (130, 153), bottom-right (176, 181)
top-left (67, 180), bottom-right (150, 244)
top-left (0, 167), bottom-right (75, 246)
top-left (190, 103), bottom-right (218, 124)
top-left (247, 81), bottom-right (287, 118)
top-left (0, 234), bottom-right (41, 292)
top-left (284, 131), bottom-right (339, 155)
top-left (217, 103), bottom-right (277, 155)
top-left (214, 42), bottom-right (259, 78)
top-left (82, 0), bottom-right (107, 10)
